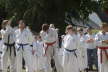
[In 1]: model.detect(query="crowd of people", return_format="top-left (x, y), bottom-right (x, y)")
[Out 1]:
top-left (0, 18), bottom-right (108, 72)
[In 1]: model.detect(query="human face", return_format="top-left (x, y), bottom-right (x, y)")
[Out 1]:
top-left (67, 29), bottom-right (74, 34)
top-left (35, 35), bottom-right (41, 41)
top-left (87, 29), bottom-right (92, 34)
top-left (19, 20), bottom-right (25, 30)
top-left (79, 31), bottom-right (83, 35)
top-left (2, 20), bottom-right (8, 29)
top-left (2, 24), bottom-right (6, 29)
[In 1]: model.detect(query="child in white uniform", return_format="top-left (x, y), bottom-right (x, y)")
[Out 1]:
top-left (32, 35), bottom-right (48, 72)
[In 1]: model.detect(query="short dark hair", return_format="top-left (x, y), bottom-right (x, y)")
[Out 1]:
top-left (78, 28), bottom-right (83, 32)
top-left (42, 24), bottom-right (49, 32)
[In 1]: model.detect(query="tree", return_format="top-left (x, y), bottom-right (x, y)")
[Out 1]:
top-left (0, 0), bottom-right (105, 33)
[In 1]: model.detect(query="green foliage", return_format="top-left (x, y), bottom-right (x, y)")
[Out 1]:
top-left (101, 0), bottom-right (108, 10)
top-left (0, 0), bottom-right (106, 33)
top-left (79, 0), bottom-right (99, 19)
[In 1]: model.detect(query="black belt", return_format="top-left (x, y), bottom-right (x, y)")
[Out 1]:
top-left (4, 42), bottom-right (16, 56)
top-left (0, 51), bottom-right (2, 54)
top-left (65, 49), bottom-right (77, 58)
top-left (17, 43), bottom-right (29, 51)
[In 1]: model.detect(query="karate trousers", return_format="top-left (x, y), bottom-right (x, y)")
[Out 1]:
top-left (16, 44), bottom-right (33, 72)
top-left (98, 49), bottom-right (108, 72)
top-left (1, 44), bottom-right (16, 72)
top-left (78, 47), bottom-right (88, 71)
top-left (62, 49), bottom-right (79, 72)
top-left (53, 48), bottom-right (63, 72)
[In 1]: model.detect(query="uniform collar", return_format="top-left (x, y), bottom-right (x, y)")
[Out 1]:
top-left (19, 28), bottom-right (26, 32)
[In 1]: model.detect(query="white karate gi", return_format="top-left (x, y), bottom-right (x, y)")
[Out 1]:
top-left (32, 40), bottom-right (48, 72)
top-left (50, 28), bottom-right (63, 72)
top-left (96, 32), bottom-right (108, 72)
top-left (15, 28), bottom-right (34, 72)
top-left (1, 25), bottom-right (16, 72)
top-left (78, 35), bottom-right (88, 71)
top-left (62, 34), bottom-right (80, 72)
top-left (83, 34), bottom-right (97, 49)
top-left (0, 40), bottom-right (3, 70)
top-left (56, 36), bottom-right (65, 72)
top-left (32, 41), bottom-right (38, 72)
top-left (40, 28), bottom-right (58, 72)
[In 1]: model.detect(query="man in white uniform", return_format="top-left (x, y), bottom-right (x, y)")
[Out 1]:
top-left (40, 24), bottom-right (58, 72)
top-left (15, 20), bottom-right (34, 72)
top-left (1, 19), bottom-right (16, 72)
top-left (96, 23), bottom-right (108, 72)
top-left (62, 25), bottom-right (79, 72)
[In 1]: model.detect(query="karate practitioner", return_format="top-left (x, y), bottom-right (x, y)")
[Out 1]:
top-left (15, 20), bottom-right (34, 72)
top-left (49, 24), bottom-right (63, 72)
top-left (49, 24), bottom-right (55, 29)
top-left (95, 23), bottom-right (108, 72)
top-left (78, 28), bottom-right (88, 72)
top-left (83, 28), bottom-right (98, 70)
top-left (0, 34), bottom-right (3, 71)
top-left (62, 25), bottom-right (80, 72)
top-left (1, 19), bottom-right (16, 72)
top-left (40, 24), bottom-right (58, 72)
top-left (32, 34), bottom-right (48, 72)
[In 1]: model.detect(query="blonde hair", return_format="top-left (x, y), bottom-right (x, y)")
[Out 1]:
top-left (65, 25), bottom-right (74, 34)
top-left (1, 20), bottom-right (9, 28)
top-left (2, 20), bottom-right (8, 25)
top-left (50, 24), bottom-right (55, 28)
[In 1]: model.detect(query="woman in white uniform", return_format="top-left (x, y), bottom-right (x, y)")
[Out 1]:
top-left (40, 24), bottom-right (58, 72)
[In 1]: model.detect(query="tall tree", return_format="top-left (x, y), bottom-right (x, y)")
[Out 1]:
top-left (0, 0), bottom-right (105, 33)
